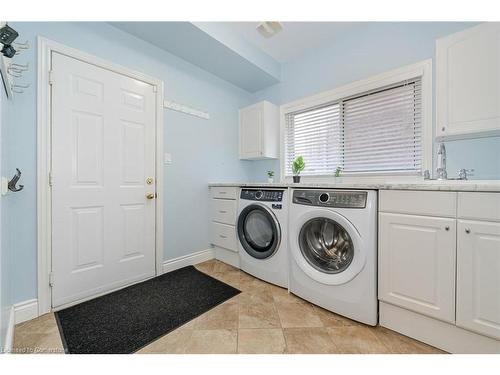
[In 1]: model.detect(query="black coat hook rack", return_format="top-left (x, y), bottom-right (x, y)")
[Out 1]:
top-left (8, 168), bottom-right (24, 192)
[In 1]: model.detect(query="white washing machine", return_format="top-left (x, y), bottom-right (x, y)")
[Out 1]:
top-left (236, 188), bottom-right (288, 288)
top-left (288, 189), bottom-right (378, 325)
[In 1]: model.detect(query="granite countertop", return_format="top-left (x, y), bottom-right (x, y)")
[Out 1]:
top-left (208, 181), bottom-right (500, 192)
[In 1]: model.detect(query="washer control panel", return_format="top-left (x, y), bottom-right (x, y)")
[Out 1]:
top-left (241, 189), bottom-right (284, 202)
top-left (293, 190), bottom-right (367, 208)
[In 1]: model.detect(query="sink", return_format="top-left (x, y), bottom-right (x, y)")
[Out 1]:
top-left (386, 179), bottom-right (500, 187)
top-left (420, 180), bottom-right (500, 185)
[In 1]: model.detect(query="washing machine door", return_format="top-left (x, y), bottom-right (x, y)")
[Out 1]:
top-left (237, 204), bottom-right (281, 260)
top-left (292, 209), bottom-right (365, 285)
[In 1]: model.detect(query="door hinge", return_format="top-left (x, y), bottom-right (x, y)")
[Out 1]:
top-left (49, 272), bottom-right (54, 287)
top-left (152, 85), bottom-right (157, 93)
top-left (48, 70), bottom-right (54, 85)
top-left (48, 171), bottom-right (53, 187)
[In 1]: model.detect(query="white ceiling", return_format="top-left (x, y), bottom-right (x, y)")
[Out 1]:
top-left (221, 22), bottom-right (362, 63)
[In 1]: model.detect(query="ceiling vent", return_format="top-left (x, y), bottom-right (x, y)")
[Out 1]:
top-left (256, 22), bottom-right (283, 38)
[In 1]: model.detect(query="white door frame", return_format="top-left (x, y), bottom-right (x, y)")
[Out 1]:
top-left (37, 37), bottom-right (164, 315)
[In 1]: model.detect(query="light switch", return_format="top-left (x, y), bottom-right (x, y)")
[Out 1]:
top-left (164, 153), bottom-right (172, 165)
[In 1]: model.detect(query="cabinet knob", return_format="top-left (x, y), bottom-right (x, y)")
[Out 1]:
top-left (445, 226), bottom-right (450, 231)
top-left (465, 228), bottom-right (471, 234)
top-left (441, 126), bottom-right (446, 132)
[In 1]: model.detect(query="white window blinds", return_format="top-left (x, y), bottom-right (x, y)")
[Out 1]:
top-left (284, 78), bottom-right (422, 176)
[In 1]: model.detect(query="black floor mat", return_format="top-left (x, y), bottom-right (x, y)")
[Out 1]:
top-left (55, 265), bottom-right (240, 354)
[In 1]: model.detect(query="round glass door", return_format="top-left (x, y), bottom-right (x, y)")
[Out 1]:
top-left (299, 217), bottom-right (354, 274)
top-left (237, 205), bottom-right (280, 259)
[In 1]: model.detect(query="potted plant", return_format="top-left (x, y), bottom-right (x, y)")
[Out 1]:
top-left (267, 170), bottom-right (274, 183)
top-left (334, 166), bottom-right (343, 182)
top-left (292, 156), bottom-right (305, 183)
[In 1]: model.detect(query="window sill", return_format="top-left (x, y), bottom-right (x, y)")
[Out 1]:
top-left (283, 174), bottom-right (427, 185)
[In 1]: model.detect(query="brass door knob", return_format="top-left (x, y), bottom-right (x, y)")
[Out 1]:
top-left (146, 192), bottom-right (156, 200)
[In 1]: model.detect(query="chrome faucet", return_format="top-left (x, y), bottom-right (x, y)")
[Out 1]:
top-left (436, 143), bottom-right (447, 180)
top-left (458, 168), bottom-right (474, 180)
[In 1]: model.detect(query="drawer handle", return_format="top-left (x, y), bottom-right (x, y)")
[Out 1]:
top-left (219, 234), bottom-right (228, 239)
top-left (465, 228), bottom-right (471, 234)
top-left (219, 191), bottom-right (227, 194)
top-left (219, 210), bottom-right (227, 214)
top-left (445, 226), bottom-right (450, 231)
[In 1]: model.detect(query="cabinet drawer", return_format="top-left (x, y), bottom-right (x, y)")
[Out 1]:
top-left (458, 192), bottom-right (500, 222)
top-left (211, 199), bottom-right (237, 225)
top-left (379, 190), bottom-right (457, 217)
top-left (210, 222), bottom-right (237, 252)
top-left (210, 186), bottom-right (238, 200)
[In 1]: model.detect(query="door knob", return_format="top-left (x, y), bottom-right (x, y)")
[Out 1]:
top-left (146, 192), bottom-right (156, 200)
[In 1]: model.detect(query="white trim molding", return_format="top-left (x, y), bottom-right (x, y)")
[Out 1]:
top-left (162, 249), bottom-right (215, 274)
top-left (279, 59), bottom-right (433, 184)
top-left (3, 306), bottom-right (14, 354)
top-left (37, 37), bottom-right (164, 315)
top-left (214, 246), bottom-right (240, 269)
top-left (380, 302), bottom-right (500, 354)
top-left (13, 299), bottom-right (38, 325)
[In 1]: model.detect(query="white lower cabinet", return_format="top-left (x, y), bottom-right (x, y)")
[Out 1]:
top-left (379, 213), bottom-right (456, 323)
top-left (457, 219), bottom-right (500, 340)
top-left (379, 190), bottom-right (500, 353)
top-left (210, 222), bottom-right (237, 251)
top-left (209, 186), bottom-right (240, 268)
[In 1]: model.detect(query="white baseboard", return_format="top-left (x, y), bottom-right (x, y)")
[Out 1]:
top-left (162, 248), bottom-right (215, 274)
top-left (3, 305), bottom-right (15, 354)
top-left (214, 246), bottom-right (240, 269)
top-left (14, 299), bottom-right (39, 325)
top-left (380, 302), bottom-right (500, 354)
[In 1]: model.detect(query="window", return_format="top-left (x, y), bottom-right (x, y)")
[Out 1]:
top-left (284, 68), bottom-right (429, 177)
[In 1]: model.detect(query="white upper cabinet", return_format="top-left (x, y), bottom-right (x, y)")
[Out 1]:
top-left (239, 101), bottom-right (279, 160)
top-left (436, 23), bottom-right (500, 140)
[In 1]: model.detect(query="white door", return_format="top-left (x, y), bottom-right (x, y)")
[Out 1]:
top-left (378, 213), bottom-right (456, 323)
top-left (436, 22), bottom-right (500, 139)
top-left (457, 220), bottom-right (500, 340)
top-left (51, 52), bottom-right (157, 308)
top-left (239, 104), bottom-right (262, 159)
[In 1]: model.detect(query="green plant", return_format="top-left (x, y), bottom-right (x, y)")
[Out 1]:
top-left (267, 170), bottom-right (274, 178)
top-left (292, 156), bottom-right (305, 175)
top-left (334, 166), bottom-right (342, 177)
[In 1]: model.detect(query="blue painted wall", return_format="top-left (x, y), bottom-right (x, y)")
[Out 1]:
top-left (4, 22), bottom-right (256, 304)
top-left (248, 22), bottom-right (500, 181)
top-left (1, 73), bottom-right (12, 349)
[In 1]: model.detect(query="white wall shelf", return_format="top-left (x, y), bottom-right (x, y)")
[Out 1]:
top-left (163, 100), bottom-right (210, 120)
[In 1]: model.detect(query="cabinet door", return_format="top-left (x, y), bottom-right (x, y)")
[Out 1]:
top-left (436, 23), bottom-right (500, 139)
top-left (239, 105), bottom-right (263, 159)
top-left (457, 220), bottom-right (500, 340)
top-left (379, 213), bottom-right (456, 323)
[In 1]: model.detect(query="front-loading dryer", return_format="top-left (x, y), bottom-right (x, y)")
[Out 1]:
top-left (237, 188), bottom-right (288, 288)
top-left (288, 189), bottom-right (378, 325)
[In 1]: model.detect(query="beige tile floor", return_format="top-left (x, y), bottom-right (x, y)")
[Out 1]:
top-left (13, 259), bottom-right (445, 354)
